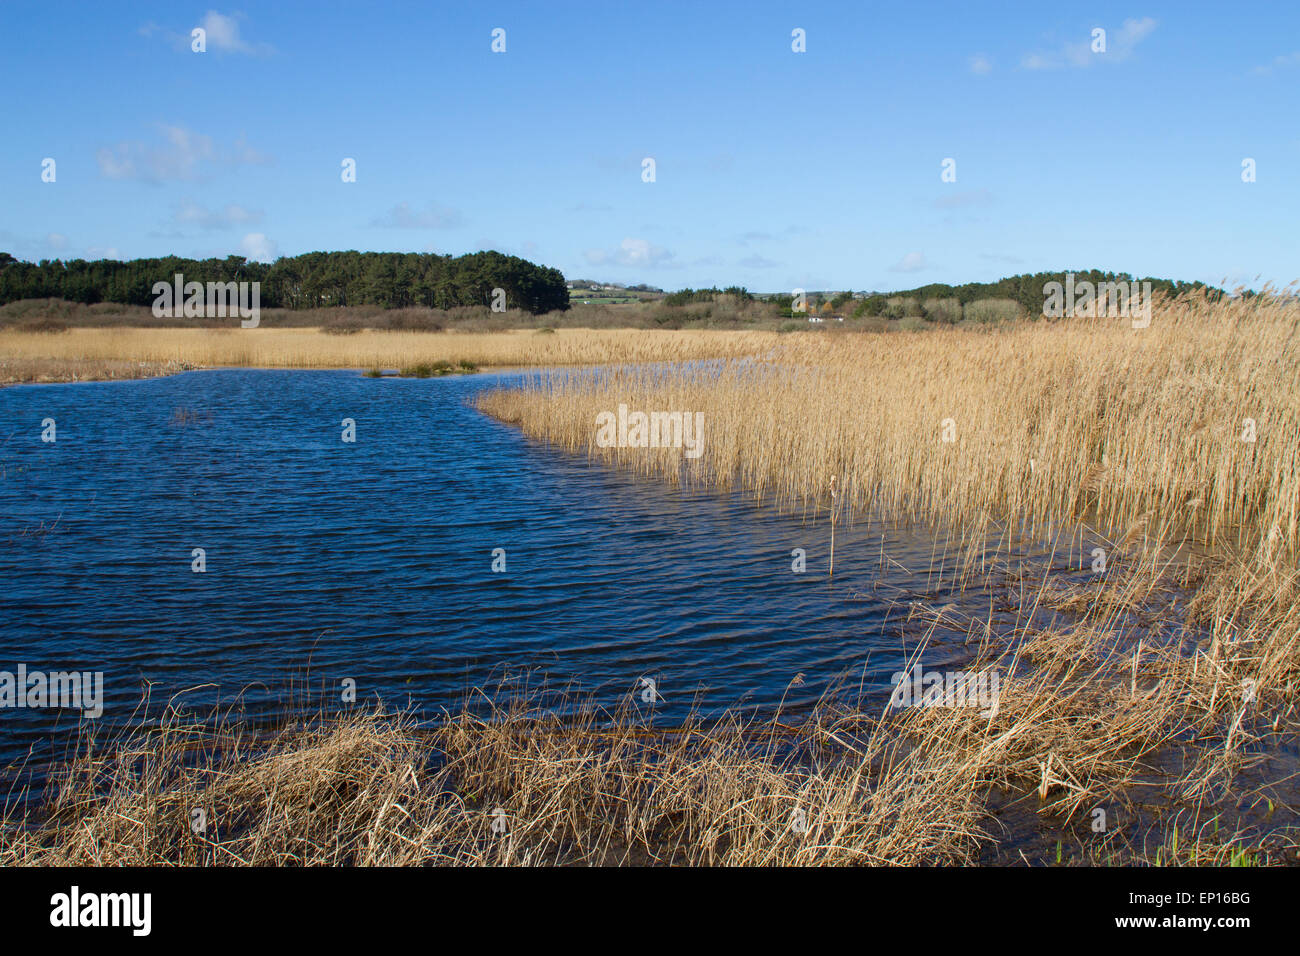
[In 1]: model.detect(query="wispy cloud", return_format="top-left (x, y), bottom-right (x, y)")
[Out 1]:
top-left (140, 10), bottom-right (274, 56)
top-left (584, 238), bottom-right (676, 269)
top-left (1254, 51), bottom-right (1300, 75)
top-left (969, 54), bottom-right (993, 75)
top-left (371, 201), bottom-right (464, 229)
top-left (1023, 17), bottom-right (1157, 70)
top-left (738, 254), bottom-right (780, 270)
top-left (934, 188), bottom-right (993, 210)
top-left (737, 225), bottom-right (804, 245)
top-left (889, 252), bottom-right (930, 273)
top-left (174, 201), bottom-right (263, 230)
top-left (96, 125), bottom-right (270, 183)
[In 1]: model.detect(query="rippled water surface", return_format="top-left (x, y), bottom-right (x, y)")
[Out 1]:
top-left (1, 369), bottom-right (998, 766)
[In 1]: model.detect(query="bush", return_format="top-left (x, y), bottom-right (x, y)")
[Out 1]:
top-left (382, 309), bottom-right (446, 332)
top-left (883, 296), bottom-right (922, 319)
top-left (962, 298), bottom-right (1023, 324)
top-left (922, 297), bottom-right (962, 324)
top-left (16, 317), bottom-right (69, 333)
top-left (323, 319), bottom-right (365, 335)
top-left (853, 295), bottom-right (886, 318)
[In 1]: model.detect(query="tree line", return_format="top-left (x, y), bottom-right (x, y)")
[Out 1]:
top-left (756, 271), bottom-right (1224, 320)
top-left (662, 286), bottom-right (754, 306)
top-left (0, 250), bottom-right (570, 314)
top-left (852, 271), bottom-right (1223, 317)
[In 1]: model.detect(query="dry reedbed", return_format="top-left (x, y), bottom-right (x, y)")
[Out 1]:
top-left (0, 327), bottom-right (780, 377)
top-left (463, 289), bottom-right (1300, 864)
top-left (476, 293), bottom-right (1299, 569)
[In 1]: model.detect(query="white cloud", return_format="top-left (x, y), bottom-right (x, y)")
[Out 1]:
top-left (738, 254), bottom-right (780, 270)
top-left (1023, 17), bottom-right (1157, 70)
top-left (200, 11), bottom-right (252, 53)
top-left (239, 232), bottom-right (277, 262)
top-left (584, 238), bottom-right (676, 269)
top-left (969, 54), bottom-right (993, 75)
top-left (889, 252), bottom-right (929, 273)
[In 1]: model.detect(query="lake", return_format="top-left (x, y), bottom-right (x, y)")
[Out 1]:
top-left (0, 368), bottom-right (1007, 768)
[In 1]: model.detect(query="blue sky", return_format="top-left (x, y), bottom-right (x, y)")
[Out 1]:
top-left (2, 1), bottom-right (1297, 292)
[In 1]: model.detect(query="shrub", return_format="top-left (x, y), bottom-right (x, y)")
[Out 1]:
top-left (963, 298), bottom-right (1023, 324)
top-left (922, 297), bottom-right (962, 324)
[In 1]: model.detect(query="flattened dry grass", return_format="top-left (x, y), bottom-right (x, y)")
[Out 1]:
top-left (0, 357), bottom-right (191, 386)
top-left (0, 697), bottom-right (988, 866)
